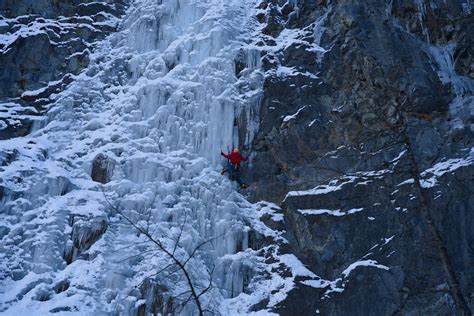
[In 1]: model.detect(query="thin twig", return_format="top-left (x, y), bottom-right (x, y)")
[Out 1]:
top-left (101, 187), bottom-right (206, 316)
top-left (114, 248), bottom-right (159, 264)
top-left (173, 211), bottom-right (188, 256)
top-left (183, 232), bottom-right (226, 267)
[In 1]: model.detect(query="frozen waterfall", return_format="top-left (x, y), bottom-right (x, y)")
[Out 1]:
top-left (0, 0), bottom-right (299, 314)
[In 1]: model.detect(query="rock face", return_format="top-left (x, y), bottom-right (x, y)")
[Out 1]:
top-left (91, 153), bottom-right (115, 184)
top-left (0, 0), bottom-right (127, 139)
top-left (246, 0), bottom-right (474, 314)
top-left (0, 0), bottom-right (472, 315)
top-left (279, 163), bottom-right (474, 315)
top-left (63, 214), bottom-right (108, 265)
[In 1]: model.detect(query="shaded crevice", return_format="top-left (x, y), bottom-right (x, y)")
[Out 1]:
top-left (63, 215), bottom-right (108, 265)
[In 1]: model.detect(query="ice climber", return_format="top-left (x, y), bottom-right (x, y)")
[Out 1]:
top-left (220, 148), bottom-right (248, 189)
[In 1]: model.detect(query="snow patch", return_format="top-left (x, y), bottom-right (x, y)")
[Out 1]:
top-left (297, 208), bottom-right (364, 217)
top-left (283, 105), bottom-right (307, 123)
top-left (342, 260), bottom-right (389, 277)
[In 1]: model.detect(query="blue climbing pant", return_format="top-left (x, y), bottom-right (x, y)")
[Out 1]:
top-left (225, 162), bottom-right (245, 186)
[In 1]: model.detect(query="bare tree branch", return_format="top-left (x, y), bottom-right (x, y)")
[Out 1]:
top-left (114, 248), bottom-right (159, 264)
top-left (109, 239), bottom-right (152, 254)
top-left (183, 232), bottom-right (226, 267)
top-left (134, 262), bottom-right (176, 288)
top-left (172, 212), bottom-right (188, 256)
top-left (101, 187), bottom-right (213, 316)
top-left (197, 264), bottom-right (215, 300)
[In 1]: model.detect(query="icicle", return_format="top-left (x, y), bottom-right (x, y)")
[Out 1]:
top-left (427, 44), bottom-right (474, 131)
top-left (414, 0), bottom-right (430, 42)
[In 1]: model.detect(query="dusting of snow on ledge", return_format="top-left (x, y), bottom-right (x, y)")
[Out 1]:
top-left (301, 259), bottom-right (390, 296)
top-left (298, 208), bottom-right (364, 216)
top-left (396, 149), bottom-right (473, 188)
top-left (420, 149), bottom-right (474, 188)
top-left (342, 260), bottom-right (389, 277)
top-left (282, 105), bottom-right (307, 123)
top-left (284, 176), bottom-right (358, 200)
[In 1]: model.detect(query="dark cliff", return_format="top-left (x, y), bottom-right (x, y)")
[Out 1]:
top-left (245, 0), bottom-right (473, 314)
top-left (0, 0), bottom-right (127, 139)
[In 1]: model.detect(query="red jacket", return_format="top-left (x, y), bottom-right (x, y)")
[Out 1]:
top-left (223, 152), bottom-right (247, 165)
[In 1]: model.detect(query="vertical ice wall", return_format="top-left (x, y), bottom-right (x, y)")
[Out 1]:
top-left (0, 0), bottom-right (295, 314)
top-left (428, 44), bottom-right (474, 131)
top-left (389, 0), bottom-right (474, 133)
